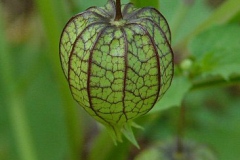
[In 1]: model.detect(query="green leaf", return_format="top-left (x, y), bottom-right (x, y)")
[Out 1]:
top-left (189, 24), bottom-right (240, 80)
top-left (176, 0), bottom-right (240, 50)
top-left (170, 0), bottom-right (212, 45)
top-left (150, 76), bottom-right (192, 113)
top-left (196, 0), bottom-right (240, 31)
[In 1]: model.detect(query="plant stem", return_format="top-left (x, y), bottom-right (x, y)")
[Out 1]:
top-left (114, 0), bottom-right (123, 21)
top-left (176, 104), bottom-right (185, 154)
top-left (191, 75), bottom-right (240, 91)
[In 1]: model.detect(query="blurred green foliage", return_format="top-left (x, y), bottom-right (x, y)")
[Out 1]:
top-left (0, 0), bottom-right (240, 160)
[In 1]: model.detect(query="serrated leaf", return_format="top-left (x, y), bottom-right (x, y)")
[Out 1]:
top-left (150, 76), bottom-right (192, 113)
top-left (189, 24), bottom-right (240, 80)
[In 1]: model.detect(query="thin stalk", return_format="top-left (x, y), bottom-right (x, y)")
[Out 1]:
top-left (114, 0), bottom-right (123, 21)
top-left (176, 104), bottom-right (185, 154)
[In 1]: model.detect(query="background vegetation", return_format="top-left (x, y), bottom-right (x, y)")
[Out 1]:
top-left (0, 0), bottom-right (240, 159)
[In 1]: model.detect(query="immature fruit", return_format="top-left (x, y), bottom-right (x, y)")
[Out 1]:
top-left (59, 0), bottom-right (173, 145)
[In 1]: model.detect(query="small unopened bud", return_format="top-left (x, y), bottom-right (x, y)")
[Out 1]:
top-left (180, 59), bottom-right (193, 71)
